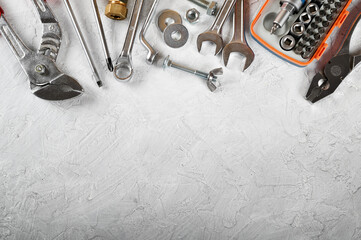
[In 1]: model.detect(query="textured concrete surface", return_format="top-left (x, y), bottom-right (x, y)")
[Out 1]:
top-left (1, 0), bottom-right (361, 239)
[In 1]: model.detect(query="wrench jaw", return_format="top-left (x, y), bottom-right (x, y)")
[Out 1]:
top-left (197, 32), bottom-right (224, 55)
top-left (114, 56), bottom-right (134, 82)
top-left (31, 75), bottom-right (84, 101)
top-left (223, 42), bottom-right (255, 71)
top-left (25, 55), bottom-right (84, 101)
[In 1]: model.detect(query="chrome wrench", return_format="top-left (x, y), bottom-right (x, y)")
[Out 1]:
top-left (223, 0), bottom-right (255, 71)
top-left (114, 0), bottom-right (144, 81)
top-left (197, 0), bottom-right (237, 55)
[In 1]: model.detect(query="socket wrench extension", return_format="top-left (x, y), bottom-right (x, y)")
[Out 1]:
top-left (271, 0), bottom-right (306, 34)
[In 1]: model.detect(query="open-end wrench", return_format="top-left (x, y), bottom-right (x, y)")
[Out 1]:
top-left (197, 0), bottom-right (237, 55)
top-left (223, 0), bottom-right (254, 71)
top-left (139, 0), bottom-right (159, 65)
top-left (114, 0), bottom-right (144, 81)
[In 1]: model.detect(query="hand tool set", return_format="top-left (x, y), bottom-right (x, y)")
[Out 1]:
top-left (0, 0), bottom-right (360, 103)
top-left (251, 0), bottom-right (352, 66)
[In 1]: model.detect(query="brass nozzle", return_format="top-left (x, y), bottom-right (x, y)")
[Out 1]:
top-left (105, 0), bottom-right (128, 20)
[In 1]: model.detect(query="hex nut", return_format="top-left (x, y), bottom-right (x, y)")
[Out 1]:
top-left (186, 8), bottom-right (200, 23)
top-left (105, 0), bottom-right (128, 20)
top-left (207, 1), bottom-right (218, 16)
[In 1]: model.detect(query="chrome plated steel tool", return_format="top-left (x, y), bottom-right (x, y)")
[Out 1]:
top-left (139, 0), bottom-right (159, 65)
top-left (197, 0), bottom-right (237, 55)
top-left (92, 0), bottom-right (114, 72)
top-left (223, 0), bottom-right (255, 71)
top-left (270, 0), bottom-right (306, 34)
top-left (63, 0), bottom-right (103, 87)
top-left (306, 12), bottom-right (361, 103)
top-left (114, 0), bottom-right (143, 81)
top-left (0, 1), bottom-right (83, 101)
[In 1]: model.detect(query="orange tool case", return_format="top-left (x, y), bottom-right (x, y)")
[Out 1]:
top-left (251, 0), bottom-right (352, 66)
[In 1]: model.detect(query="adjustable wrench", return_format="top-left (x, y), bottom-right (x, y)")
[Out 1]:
top-left (114, 0), bottom-right (144, 81)
top-left (223, 0), bottom-right (254, 71)
top-left (197, 0), bottom-right (237, 55)
top-left (0, 1), bottom-right (83, 101)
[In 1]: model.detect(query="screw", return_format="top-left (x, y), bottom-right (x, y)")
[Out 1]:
top-left (187, 0), bottom-right (218, 16)
top-left (35, 64), bottom-right (46, 75)
top-left (163, 55), bottom-right (222, 92)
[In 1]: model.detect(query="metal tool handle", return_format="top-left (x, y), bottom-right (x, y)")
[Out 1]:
top-left (139, 0), bottom-right (159, 64)
top-left (32, 0), bottom-right (62, 61)
top-left (233, 0), bottom-right (245, 42)
top-left (119, 0), bottom-right (143, 58)
top-left (0, 15), bottom-right (32, 61)
top-left (92, 0), bottom-right (113, 71)
top-left (209, 0), bottom-right (236, 33)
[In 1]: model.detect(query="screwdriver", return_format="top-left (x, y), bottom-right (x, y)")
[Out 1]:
top-left (270, 0), bottom-right (306, 34)
top-left (62, 0), bottom-right (103, 87)
top-left (91, 0), bottom-right (114, 72)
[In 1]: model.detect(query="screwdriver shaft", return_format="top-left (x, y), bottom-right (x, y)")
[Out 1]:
top-left (62, 0), bottom-right (103, 87)
top-left (91, 0), bottom-right (113, 72)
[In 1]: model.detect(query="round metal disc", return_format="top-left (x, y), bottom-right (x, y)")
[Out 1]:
top-left (157, 9), bottom-right (182, 32)
top-left (163, 24), bottom-right (189, 49)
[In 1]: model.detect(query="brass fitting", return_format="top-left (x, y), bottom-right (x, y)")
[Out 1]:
top-left (105, 0), bottom-right (128, 20)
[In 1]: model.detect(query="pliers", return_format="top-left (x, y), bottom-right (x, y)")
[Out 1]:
top-left (306, 11), bottom-right (361, 103)
top-left (0, 0), bottom-right (83, 101)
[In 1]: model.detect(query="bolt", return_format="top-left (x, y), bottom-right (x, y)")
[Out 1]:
top-left (163, 55), bottom-right (222, 92)
top-left (187, 0), bottom-right (217, 16)
top-left (35, 64), bottom-right (46, 75)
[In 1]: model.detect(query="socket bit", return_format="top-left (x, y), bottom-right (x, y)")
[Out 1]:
top-left (306, 3), bottom-right (319, 16)
top-left (291, 22), bottom-right (305, 36)
top-left (294, 46), bottom-right (304, 54)
top-left (280, 35), bottom-right (296, 51)
top-left (300, 12), bottom-right (312, 25)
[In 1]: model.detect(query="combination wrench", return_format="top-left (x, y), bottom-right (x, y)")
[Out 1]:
top-left (114, 0), bottom-right (144, 81)
top-left (197, 0), bottom-right (237, 55)
top-left (223, 0), bottom-right (254, 71)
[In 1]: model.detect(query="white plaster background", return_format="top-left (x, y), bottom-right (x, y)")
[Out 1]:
top-left (1, 0), bottom-right (361, 239)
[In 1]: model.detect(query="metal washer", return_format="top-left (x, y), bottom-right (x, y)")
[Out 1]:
top-left (163, 24), bottom-right (189, 49)
top-left (158, 9), bottom-right (182, 32)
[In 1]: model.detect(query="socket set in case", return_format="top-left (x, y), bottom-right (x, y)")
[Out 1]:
top-left (250, 0), bottom-right (352, 66)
